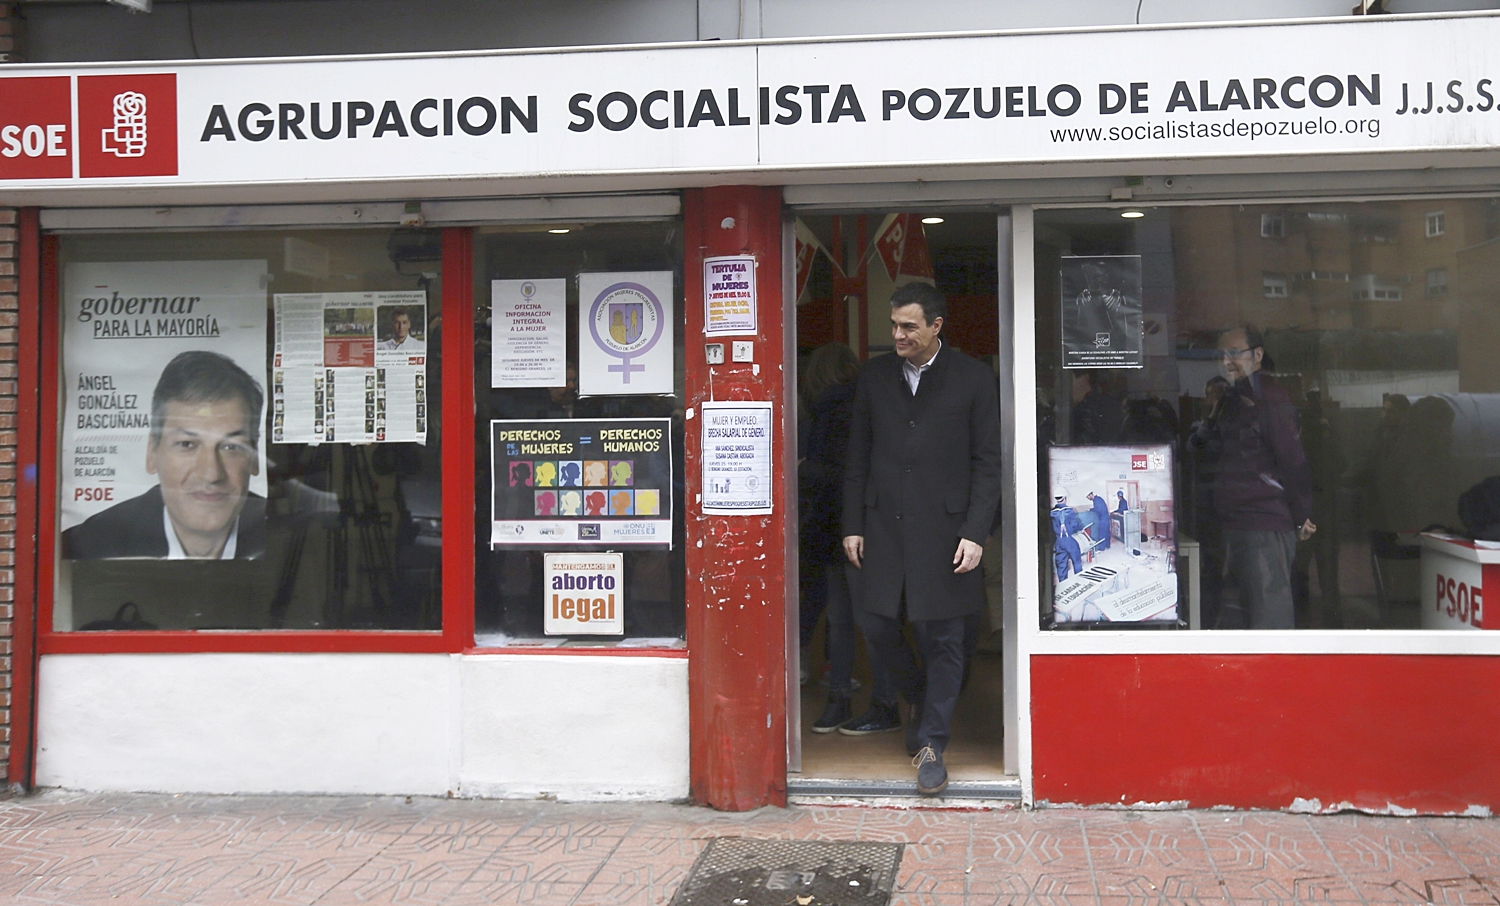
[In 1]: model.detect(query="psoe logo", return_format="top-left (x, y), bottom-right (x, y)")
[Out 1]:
top-left (78, 73), bottom-right (178, 178)
top-left (102, 91), bottom-right (149, 158)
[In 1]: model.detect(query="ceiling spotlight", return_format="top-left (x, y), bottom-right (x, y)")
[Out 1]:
top-left (920, 216), bottom-right (945, 225)
top-left (547, 228), bottom-right (571, 234)
top-left (107, 0), bottom-right (152, 11)
top-left (1120, 210), bottom-right (1145, 219)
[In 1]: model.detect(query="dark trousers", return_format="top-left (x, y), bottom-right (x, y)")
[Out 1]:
top-left (854, 607), bottom-right (968, 753)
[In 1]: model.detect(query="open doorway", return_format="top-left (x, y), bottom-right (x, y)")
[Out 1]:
top-left (790, 211), bottom-right (1010, 792)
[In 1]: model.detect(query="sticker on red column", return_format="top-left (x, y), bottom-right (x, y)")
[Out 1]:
top-left (0, 76), bottom-right (72, 180)
top-left (78, 73), bottom-right (178, 178)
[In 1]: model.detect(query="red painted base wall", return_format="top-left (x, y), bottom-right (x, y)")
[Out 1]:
top-left (1032, 655), bottom-right (1500, 814)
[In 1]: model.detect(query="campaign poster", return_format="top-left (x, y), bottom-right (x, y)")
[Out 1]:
top-left (272, 291), bottom-right (427, 445)
top-left (578, 271), bottom-right (674, 397)
top-left (703, 254), bottom-right (757, 337)
top-left (1060, 255), bottom-right (1143, 369)
top-left (492, 278), bottom-right (566, 388)
top-left (701, 400), bottom-right (773, 515)
top-left (491, 418), bottom-right (672, 547)
top-left (60, 260), bottom-right (269, 560)
top-left (1048, 444), bottom-right (1177, 624)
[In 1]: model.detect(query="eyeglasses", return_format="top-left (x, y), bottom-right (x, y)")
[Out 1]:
top-left (1218, 347), bottom-right (1254, 360)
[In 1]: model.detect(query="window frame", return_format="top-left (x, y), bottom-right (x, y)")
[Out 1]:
top-left (32, 217), bottom-right (687, 658)
top-left (1017, 195), bottom-right (1500, 657)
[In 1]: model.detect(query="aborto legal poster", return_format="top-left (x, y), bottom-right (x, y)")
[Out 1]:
top-left (60, 260), bottom-right (269, 560)
top-left (1048, 443), bottom-right (1177, 625)
top-left (491, 418), bottom-right (673, 547)
top-left (1061, 255), bottom-right (1143, 369)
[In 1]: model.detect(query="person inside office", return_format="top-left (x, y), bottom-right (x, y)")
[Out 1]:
top-left (842, 282), bottom-right (1004, 796)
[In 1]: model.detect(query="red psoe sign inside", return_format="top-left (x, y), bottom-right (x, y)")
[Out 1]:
top-left (77, 73), bottom-right (178, 178)
top-left (544, 552), bottom-right (624, 636)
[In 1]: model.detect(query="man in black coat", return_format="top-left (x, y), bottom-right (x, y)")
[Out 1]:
top-left (842, 282), bottom-right (1004, 796)
top-left (63, 350), bottom-right (266, 560)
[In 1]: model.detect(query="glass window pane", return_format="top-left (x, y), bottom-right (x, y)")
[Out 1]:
top-left (55, 228), bottom-right (444, 631)
top-left (472, 222), bottom-right (686, 644)
top-left (1035, 199), bottom-right (1500, 631)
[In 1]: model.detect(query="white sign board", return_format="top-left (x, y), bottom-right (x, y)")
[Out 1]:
top-left (59, 260), bottom-right (268, 560)
top-left (544, 552), bottom-right (624, 635)
top-left (703, 254), bottom-right (757, 337)
top-left (492, 278), bottom-right (566, 388)
top-left (8, 15), bottom-right (1500, 192)
top-left (578, 271), bottom-right (674, 397)
top-left (701, 400), bottom-right (773, 515)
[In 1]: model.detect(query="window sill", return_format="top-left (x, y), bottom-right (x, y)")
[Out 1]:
top-left (39, 630), bottom-right (450, 655)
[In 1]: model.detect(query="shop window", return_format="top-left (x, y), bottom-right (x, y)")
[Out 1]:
top-left (1035, 199), bottom-right (1499, 633)
top-left (1262, 273), bottom-right (1289, 298)
top-left (53, 228), bottom-right (444, 631)
top-left (473, 221), bottom-right (686, 645)
top-left (1426, 211), bottom-right (1446, 237)
top-left (1260, 214), bottom-right (1285, 238)
top-left (1427, 267), bottom-right (1449, 297)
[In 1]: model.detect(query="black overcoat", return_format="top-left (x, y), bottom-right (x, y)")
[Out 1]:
top-left (841, 345), bottom-right (1003, 621)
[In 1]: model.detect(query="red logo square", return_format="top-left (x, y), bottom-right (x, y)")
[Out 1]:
top-left (78, 73), bottom-right (177, 178)
top-left (0, 76), bottom-right (72, 180)
top-left (1130, 454), bottom-right (1148, 471)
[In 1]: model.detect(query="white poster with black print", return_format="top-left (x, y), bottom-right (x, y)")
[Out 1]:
top-left (272, 291), bottom-right (427, 445)
top-left (1061, 255), bottom-right (1143, 369)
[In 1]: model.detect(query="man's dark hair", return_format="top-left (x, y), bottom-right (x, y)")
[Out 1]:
top-left (391, 307), bottom-right (411, 324)
top-left (150, 351), bottom-right (264, 446)
top-left (889, 282), bottom-right (947, 326)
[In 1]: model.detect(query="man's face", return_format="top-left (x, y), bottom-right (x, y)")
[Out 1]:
top-left (1217, 329), bottom-right (1263, 382)
top-left (890, 302), bottom-right (942, 362)
top-left (147, 397), bottom-right (259, 541)
top-left (392, 314), bottom-right (411, 341)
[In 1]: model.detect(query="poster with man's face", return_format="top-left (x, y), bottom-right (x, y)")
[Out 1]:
top-left (60, 261), bottom-right (269, 560)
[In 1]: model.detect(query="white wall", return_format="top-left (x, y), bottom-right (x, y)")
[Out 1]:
top-left (35, 652), bottom-right (691, 801)
top-left (456, 654), bottom-right (690, 801)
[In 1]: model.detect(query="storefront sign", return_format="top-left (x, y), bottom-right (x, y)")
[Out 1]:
top-left (272, 291), bottom-right (427, 445)
top-left (701, 401), bottom-right (773, 515)
top-left (1048, 444), bottom-right (1176, 624)
top-left (1061, 255), bottom-right (1143, 369)
top-left (8, 15), bottom-right (1500, 192)
top-left (544, 552), bottom-right (624, 635)
top-left (703, 255), bottom-right (757, 337)
top-left (578, 272), bottom-right (674, 397)
top-left (492, 278), bottom-right (566, 388)
top-left (59, 260), bottom-right (269, 560)
top-left (491, 418), bottom-right (672, 546)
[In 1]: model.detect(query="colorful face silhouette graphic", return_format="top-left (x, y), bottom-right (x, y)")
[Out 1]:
top-left (610, 490), bottom-right (634, 515)
top-left (583, 461), bottom-right (609, 487)
top-left (585, 491), bottom-right (607, 515)
top-left (534, 490), bottom-right (557, 515)
top-left (509, 461), bottom-right (532, 487)
top-left (558, 490), bottom-right (583, 516)
top-left (634, 488), bottom-right (660, 515)
top-left (533, 461), bottom-right (558, 487)
top-left (609, 461), bottom-right (634, 487)
top-left (559, 461), bottom-right (582, 487)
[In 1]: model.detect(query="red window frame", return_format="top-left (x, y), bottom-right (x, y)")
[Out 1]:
top-left (28, 225), bottom-right (688, 658)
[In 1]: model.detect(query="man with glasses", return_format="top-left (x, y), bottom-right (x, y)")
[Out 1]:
top-left (1194, 325), bottom-right (1314, 628)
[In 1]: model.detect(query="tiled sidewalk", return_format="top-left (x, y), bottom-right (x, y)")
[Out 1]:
top-left (1, 791), bottom-right (1498, 905)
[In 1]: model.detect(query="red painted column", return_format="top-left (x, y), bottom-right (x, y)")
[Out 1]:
top-left (683, 186), bottom-right (788, 810)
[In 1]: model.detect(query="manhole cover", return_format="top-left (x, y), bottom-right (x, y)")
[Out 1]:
top-left (670, 837), bottom-right (904, 906)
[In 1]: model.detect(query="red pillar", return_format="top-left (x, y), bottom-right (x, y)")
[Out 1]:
top-left (683, 186), bottom-right (788, 810)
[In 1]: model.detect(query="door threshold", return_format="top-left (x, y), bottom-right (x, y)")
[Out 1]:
top-left (787, 777), bottom-right (1021, 800)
